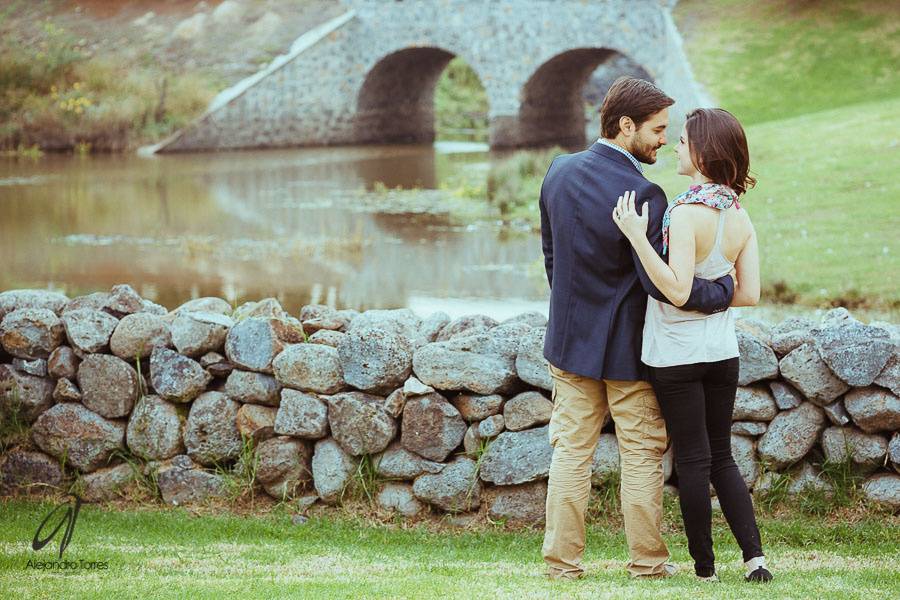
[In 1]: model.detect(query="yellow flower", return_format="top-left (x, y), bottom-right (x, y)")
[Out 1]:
top-left (58, 101), bottom-right (65, 109)
top-left (73, 82), bottom-right (82, 90)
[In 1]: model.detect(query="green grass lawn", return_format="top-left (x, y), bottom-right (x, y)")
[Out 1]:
top-left (675, 0), bottom-right (900, 126)
top-left (1, 498), bottom-right (898, 599)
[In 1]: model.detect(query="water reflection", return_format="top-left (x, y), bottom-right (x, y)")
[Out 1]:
top-left (0, 143), bottom-right (549, 318)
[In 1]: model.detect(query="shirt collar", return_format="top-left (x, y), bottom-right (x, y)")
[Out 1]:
top-left (597, 138), bottom-right (643, 174)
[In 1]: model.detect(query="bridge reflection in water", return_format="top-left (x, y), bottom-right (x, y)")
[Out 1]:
top-left (0, 143), bottom-right (549, 319)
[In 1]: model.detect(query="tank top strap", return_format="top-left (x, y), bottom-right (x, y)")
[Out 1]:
top-left (712, 208), bottom-right (727, 250)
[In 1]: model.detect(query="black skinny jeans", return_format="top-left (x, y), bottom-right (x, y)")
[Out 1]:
top-left (648, 357), bottom-right (764, 576)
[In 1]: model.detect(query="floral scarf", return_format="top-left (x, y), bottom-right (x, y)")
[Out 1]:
top-left (662, 183), bottom-right (740, 255)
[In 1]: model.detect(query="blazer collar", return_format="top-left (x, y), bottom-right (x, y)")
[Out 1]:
top-left (588, 141), bottom-right (644, 176)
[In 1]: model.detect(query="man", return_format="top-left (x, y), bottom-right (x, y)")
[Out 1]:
top-left (539, 77), bottom-right (735, 580)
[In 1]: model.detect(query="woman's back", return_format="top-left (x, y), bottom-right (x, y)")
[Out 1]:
top-left (641, 202), bottom-right (754, 368)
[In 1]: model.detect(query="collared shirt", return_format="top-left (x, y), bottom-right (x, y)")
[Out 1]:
top-left (597, 138), bottom-right (643, 174)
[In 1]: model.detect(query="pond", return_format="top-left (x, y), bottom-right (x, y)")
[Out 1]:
top-left (0, 143), bottom-right (550, 320)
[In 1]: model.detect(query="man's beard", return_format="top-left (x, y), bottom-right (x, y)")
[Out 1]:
top-left (629, 139), bottom-right (660, 164)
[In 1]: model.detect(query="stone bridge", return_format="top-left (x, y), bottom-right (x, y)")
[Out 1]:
top-left (149, 0), bottom-right (706, 153)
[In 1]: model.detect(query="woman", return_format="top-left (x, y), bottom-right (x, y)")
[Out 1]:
top-left (611, 108), bottom-right (772, 583)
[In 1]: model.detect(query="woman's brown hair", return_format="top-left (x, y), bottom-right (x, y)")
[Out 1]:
top-left (684, 108), bottom-right (756, 196)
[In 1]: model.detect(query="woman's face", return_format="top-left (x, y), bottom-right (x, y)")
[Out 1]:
top-left (675, 126), bottom-right (699, 177)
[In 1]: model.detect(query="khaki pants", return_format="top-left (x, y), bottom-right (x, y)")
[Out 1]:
top-left (542, 363), bottom-right (669, 578)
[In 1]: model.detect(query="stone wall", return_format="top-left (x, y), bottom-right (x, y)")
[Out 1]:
top-left (0, 286), bottom-right (898, 520)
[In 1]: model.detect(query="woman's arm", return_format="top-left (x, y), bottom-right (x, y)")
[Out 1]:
top-left (613, 191), bottom-right (696, 307)
top-left (731, 222), bottom-right (760, 307)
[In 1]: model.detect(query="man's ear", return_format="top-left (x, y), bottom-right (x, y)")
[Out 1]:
top-left (619, 116), bottom-right (635, 137)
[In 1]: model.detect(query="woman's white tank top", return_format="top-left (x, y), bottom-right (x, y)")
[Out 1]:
top-left (641, 208), bottom-right (739, 368)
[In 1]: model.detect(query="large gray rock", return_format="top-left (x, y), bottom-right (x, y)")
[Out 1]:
top-left (503, 391), bottom-right (552, 431)
top-left (489, 480), bottom-right (547, 524)
top-left (347, 308), bottom-right (421, 346)
top-left (757, 402), bottom-right (826, 470)
top-left (126, 395), bottom-right (185, 460)
top-left (451, 393), bottom-right (504, 422)
top-left (731, 421), bottom-right (768, 436)
top-left (504, 311), bottom-right (548, 328)
top-left (844, 387), bottom-right (900, 433)
top-left (786, 461), bottom-right (833, 495)
top-left (224, 317), bottom-right (289, 374)
top-left (401, 393), bottom-right (467, 462)
top-left (0, 365), bottom-right (54, 423)
top-left (412, 456), bottom-right (481, 513)
top-left (273, 343), bottom-right (345, 395)
top-left (820, 426), bottom-right (887, 473)
top-left (478, 414), bottom-right (505, 438)
top-left (779, 343), bottom-right (850, 405)
top-left (326, 391), bottom-right (397, 456)
top-left (0, 308), bottom-right (66, 359)
top-left (235, 403), bottom-right (277, 442)
top-left (515, 327), bottom-right (551, 391)
top-left (737, 330), bottom-right (778, 385)
top-left (374, 441), bottom-right (444, 479)
top-left (77, 353), bottom-right (140, 418)
top-left (337, 327), bottom-right (412, 395)
top-left (109, 312), bottom-right (172, 360)
top-left (590, 433), bottom-right (620, 485)
top-left (274, 389), bottom-right (329, 439)
top-left (735, 318), bottom-right (773, 346)
top-left (731, 434), bottom-right (759, 488)
top-left (861, 473), bottom-right (900, 509)
top-left (61, 309), bottom-right (119, 354)
top-left (769, 316), bottom-right (816, 356)
top-left (105, 284), bottom-right (144, 315)
top-left (769, 381), bottom-right (803, 410)
top-left (822, 399), bottom-right (851, 426)
top-left (311, 438), bottom-right (358, 504)
top-left (0, 449), bottom-right (64, 494)
top-left (732, 386), bottom-right (778, 421)
top-left (47, 345), bottom-right (79, 379)
top-left (256, 436), bottom-right (313, 500)
top-left (890, 432), bottom-right (900, 472)
top-left (31, 403), bottom-right (125, 472)
top-left (62, 292), bottom-right (109, 314)
top-left (875, 350), bottom-right (900, 395)
top-left (149, 346), bottom-right (212, 403)
top-left (183, 391), bottom-right (242, 466)
top-left (53, 378), bottom-right (81, 403)
top-left (412, 326), bottom-right (521, 395)
top-left (12, 357), bottom-right (47, 377)
top-left (225, 369), bottom-right (282, 406)
top-left (812, 321), bottom-right (894, 387)
top-left (307, 329), bottom-right (345, 348)
top-left (480, 425), bottom-right (553, 485)
top-left (0, 289), bottom-right (69, 322)
top-left (81, 463), bottom-right (136, 502)
top-left (436, 314), bottom-right (498, 342)
top-left (377, 482), bottom-right (425, 517)
top-left (156, 454), bottom-right (225, 505)
top-left (171, 296), bottom-right (233, 316)
top-left (299, 304), bottom-right (348, 335)
top-left (170, 311), bottom-right (232, 357)
top-left (415, 311), bottom-right (451, 348)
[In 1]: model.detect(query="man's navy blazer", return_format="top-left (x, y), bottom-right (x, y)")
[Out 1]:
top-left (539, 141), bottom-right (735, 382)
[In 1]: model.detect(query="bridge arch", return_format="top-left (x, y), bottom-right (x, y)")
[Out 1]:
top-left (510, 48), bottom-right (657, 148)
top-left (353, 47), bottom-right (489, 145)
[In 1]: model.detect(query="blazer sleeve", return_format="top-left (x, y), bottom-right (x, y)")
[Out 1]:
top-left (632, 185), bottom-right (734, 314)
top-left (539, 162), bottom-right (555, 289)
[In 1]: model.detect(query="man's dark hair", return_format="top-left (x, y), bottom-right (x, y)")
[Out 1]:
top-left (599, 77), bottom-right (675, 138)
